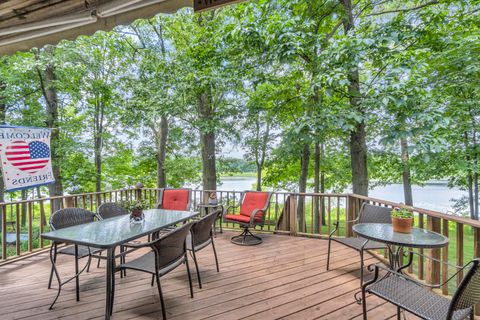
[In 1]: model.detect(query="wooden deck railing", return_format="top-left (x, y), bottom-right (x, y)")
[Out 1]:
top-left (1, 187), bottom-right (479, 300)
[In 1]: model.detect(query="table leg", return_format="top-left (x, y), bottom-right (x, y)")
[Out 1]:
top-left (75, 245), bottom-right (79, 301)
top-left (105, 248), bottom-right (113, 320)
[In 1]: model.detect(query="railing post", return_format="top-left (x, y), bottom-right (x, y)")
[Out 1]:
top-left (63, 196), bottom-right (75, 208)
top-left (426, 216), bottom-right (441, 285)
top-left (1, 204), bottom-right (6, 260)
top-left (346, 195), bottom-right (355, 237)
top-left (135, 183), bottom-right (144, 201)
top-left (474, 227), bottom-right (480, 316)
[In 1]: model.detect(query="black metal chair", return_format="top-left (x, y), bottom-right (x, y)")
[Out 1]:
top-left (362, 257), bottom-right (480, 320)
top-left (326, 203), bottom-right (392, 286)
top-left (47, 207), bottom-right (102, 301)
top-left (112, 222), bottom-right (194, 320)
top-left (187, 209), bottom-right (221, 288)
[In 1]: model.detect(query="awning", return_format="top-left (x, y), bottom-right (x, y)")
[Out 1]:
top-left (0, 0), bottom-right (192, 56)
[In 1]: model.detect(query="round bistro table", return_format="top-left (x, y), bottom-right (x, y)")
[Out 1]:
top-left (352, 223), bottom-right (449, 270)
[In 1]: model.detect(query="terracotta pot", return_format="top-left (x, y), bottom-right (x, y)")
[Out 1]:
top-left (392, 217), bottom-right (413, 233)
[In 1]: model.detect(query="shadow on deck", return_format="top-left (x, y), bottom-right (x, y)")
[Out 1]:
top-left (0, 232), bottom-right (404, 319)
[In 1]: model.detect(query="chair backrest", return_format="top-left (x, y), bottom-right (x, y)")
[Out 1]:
top-left (157, 188), bottom-right (191, 211)
top-left (151, 222), bottom-right (193, 271)
top-left (50, 208), bottom-right (97, 230)
top-left (97, 202), bottom-right (129, 220)
top-left (239, 191), bottom-right (272, 223)
top-left (358, 203), bottom-right (392, 224)
top-left (448, 259), bottom-right (480, 317)
top-left (191, 210), bottom-right (220, 247)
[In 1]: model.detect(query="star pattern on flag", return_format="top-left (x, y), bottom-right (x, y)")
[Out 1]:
top-left (29, 141), bottom-right (50, 159)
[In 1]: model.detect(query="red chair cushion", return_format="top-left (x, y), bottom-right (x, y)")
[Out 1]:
top-left (162, 189), bottom-right (190, 211)
top-left (239, 192), bottom-right (269, 221)
top-left (224, 214), bottom-right (262, 223)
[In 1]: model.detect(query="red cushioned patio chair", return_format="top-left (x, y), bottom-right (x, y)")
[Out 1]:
top-left (155, 188), bottom-right (192, 211)
top-left (223, 191), bottom-right (272, 246)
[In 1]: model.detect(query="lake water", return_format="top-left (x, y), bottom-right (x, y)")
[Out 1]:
top-left (216, 176), bottom-right (467, 214)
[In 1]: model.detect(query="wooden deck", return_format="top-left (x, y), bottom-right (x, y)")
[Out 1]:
top-left (0, 232), bottom-right (407, 320)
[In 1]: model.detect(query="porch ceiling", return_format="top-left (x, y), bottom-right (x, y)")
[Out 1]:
top-left (0, 0), bottom-right (191, 56)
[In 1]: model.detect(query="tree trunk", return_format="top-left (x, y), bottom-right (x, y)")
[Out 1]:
top-left (39, 48), bottom-right (63, 212)
top-left (400, 137), bottom-right (413, 206)
top-left (342, 0), bottom-right (369, 196)
top-left (297, 143), bottom-right (310, 232)
top-left (256, 166), bottom-right (262, 191)
top-left (465, 132), bottom-right (477, 220)
top-left (313, 142), bottom-right (321, 233)
top-left (198, 91), bottom-right (217, 191)
top-left (0, 85), bottom-right (6, 206)
top-left (156, 116), bottom-right (169, 188)
top-left (94, 133), bottom-right (102, 192)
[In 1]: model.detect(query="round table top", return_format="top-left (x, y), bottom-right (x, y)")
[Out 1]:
top-left (352, 223), bottom-right (449, 249)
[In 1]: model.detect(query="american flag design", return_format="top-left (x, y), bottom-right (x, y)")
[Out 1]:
top-left (6, 140), bottom-right (51, 173)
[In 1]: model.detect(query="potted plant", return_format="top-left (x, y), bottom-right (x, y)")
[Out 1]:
top-left (120, 200), bottom-right (149, 224)
top-left (391, 207), bottom-right (414, 233)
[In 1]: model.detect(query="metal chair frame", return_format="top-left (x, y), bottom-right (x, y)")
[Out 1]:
top-left (112, 222), bottom-right (194, 320)
top-left (326, 202), bottom-right (392, 286)
top-left (47, 208), bottom-right (100, 306)
top-left (362, 255), bottom-right (480, 320)
top-left (187, 210), bottom-right (221, 288)
top-left (223, 191), bottom-right (273, 246)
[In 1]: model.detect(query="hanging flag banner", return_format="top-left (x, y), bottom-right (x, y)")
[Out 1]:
top-left (0, 126), bottom-right (55, 192)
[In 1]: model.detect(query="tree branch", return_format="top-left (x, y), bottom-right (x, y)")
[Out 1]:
top-left (368, 0), bottom-right (439, 16)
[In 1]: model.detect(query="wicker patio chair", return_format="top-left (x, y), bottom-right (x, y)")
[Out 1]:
top-left (187, 209), bottom-right (221, 288)
top-left (361, 257), bottom-right (480, 320)
top-left (48, 207), bottom-right (102, 301)
top-left (154, 188), bottom-right (192, 211)
top-left (97, 202), bottom-right (129, 219)
top-left (326, 203), bottom-right (392, 286)
top-left (111, 222), bottom-right (194, 320)
top-left (96, 202), bottom-right (130, 270)
top-left (223, 191), bottom-right (272, 246)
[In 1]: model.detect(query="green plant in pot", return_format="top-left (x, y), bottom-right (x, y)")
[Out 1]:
top-left (391, 207), bottom-right (414, 233)
top-left (120, 200), bottom-right (149, 224)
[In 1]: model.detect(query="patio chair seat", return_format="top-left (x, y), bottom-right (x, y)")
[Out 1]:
top-left (224, 213), bottom-right (261, 224)
top-left (119, 251), bottom-right (185, 277)
top-left (333, 237), bottom-right (386, 251)
top-left (57, 245), bottom-right (102, 258)
top-left (367, 275), bottom-right (472, 320)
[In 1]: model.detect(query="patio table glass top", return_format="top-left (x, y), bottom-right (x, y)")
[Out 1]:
top-left (353, 223), bottom-right (448, 249)
top-left (41, 209), bottom-right (199, 249)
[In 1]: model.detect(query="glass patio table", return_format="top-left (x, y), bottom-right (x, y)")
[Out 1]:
top-left (41, 208), bottom-right (199, 320)
top-left (352, 223), bottom-right (449, 270)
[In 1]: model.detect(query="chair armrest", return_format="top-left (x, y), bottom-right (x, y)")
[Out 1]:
top-left (249, 208), bottom-right (264, 224)
top-left (223, 205), bottom-right (239, 217)
top-left (369, 263), bottom-right (443, 289)
top-left (328, 217), bottom-right (359, 238)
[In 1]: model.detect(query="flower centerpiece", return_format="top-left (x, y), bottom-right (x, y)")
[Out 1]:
top-left (120, 200), bottom-right (149, 224)
top-left (391, 206), bottom-right (413, 233)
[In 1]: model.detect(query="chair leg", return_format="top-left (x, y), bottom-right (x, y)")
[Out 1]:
top-left (155, 274), bottom-right (167, 320)
top-left (397, 307), bottom-right (401, 320)
top-left (360, 249), bottom-right (364, 287)
top-left (326, 238), bottom-right (332, 270)
top-left (97, 251), bottom-right (102, 268)
top-left (191, 248), bottom-right (202, 289)
top-left (185, 254), bottom-right (194, 298)
top-left (151, 274), bottom-right (155, 287)
top-left (211, 236), bottom-right (219, 272)
top-left (362, 285), bottom-right (368, 320)
top-left (48, 243), bottom-right (57, 289)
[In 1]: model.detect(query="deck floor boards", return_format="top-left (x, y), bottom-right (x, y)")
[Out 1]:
top-left (0, 232), bottom-right (420, 319)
